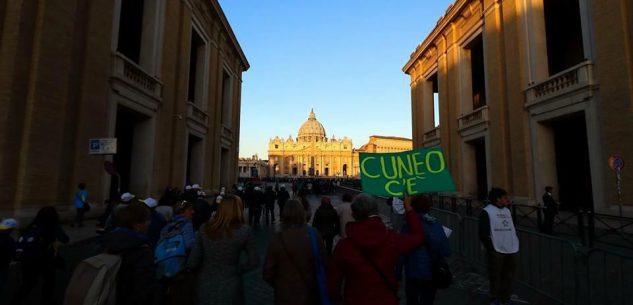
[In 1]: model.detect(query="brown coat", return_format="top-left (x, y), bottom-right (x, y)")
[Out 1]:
top-left (263, 225), bottom-right (327, 305)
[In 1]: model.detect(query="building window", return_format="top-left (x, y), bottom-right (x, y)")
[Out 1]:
top-left (221, 70), bottom-right (233, 125)
top-left (275, 144), bottom-right (279, 149)
top-left (188, 28), bottom-right (206, 106)
top-left (428, 72), bottom-right (440, 127)
top-left (466, 34), bottom-right (486, 110)
top-left (543, 0), bottom-right (585, 75)
top-left (117, 0), bottom-right (144, 63)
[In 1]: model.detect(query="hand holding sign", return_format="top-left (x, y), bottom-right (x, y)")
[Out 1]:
top-left (359, 148), bottom-right (456, 196)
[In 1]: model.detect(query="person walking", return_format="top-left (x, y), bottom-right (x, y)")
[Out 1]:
top-left (187, 195), bottom-right (259, 305)
top-left (400, 196), bottom-right (452, 305)
top-left (102, 202), bottom-right (157, 305)
top-left (479, 187), bottom-right (519, 305)
top-left (12, 207), bottom-right (70, 305)
top-left (327, 194), bottom-right (424, 305)
top-left (264, 186), bottom-right (277, 225)
top-left (248, 187), bottom-right (264, 227)
top-left (157, 200), bottom-right (196, 305)
top-left (541, 186), bottom-right (558, 235)
top-left (142, 197), bottom-right (167, 247)
top-left (277, 186), bottom-right (290, 215)
top-left (263, 199), bottom-right (328, 305)
top-left (71, 182), bottom-right (89, 228)
top-left (312, 196), bottom-right (340, 254)
top-left (336, 193), bottom-right (354, 238)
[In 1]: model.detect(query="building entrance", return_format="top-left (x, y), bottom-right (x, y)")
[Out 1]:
top-left (110, 106), bottom-right (153, 198)
top-left (551, 113), bottom-right (593, 211)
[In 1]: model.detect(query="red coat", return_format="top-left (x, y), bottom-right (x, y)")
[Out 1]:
top-left (327, 211), bottom-right (424, 305)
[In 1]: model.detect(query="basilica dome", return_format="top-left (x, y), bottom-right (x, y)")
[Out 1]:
top-left (298, 109), bottom-right (326, 141)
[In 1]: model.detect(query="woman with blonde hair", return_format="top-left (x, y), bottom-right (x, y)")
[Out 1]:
top-left (187, 195), bottom-right (259, 305)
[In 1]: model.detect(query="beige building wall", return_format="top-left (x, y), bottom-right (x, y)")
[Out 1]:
top-left (0, 0), bottom-right (248, 213)
top-left (404, 0), bottom-right (633, 214)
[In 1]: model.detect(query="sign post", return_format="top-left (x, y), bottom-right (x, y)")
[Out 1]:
top-left (104, 161), bottom-right (121, 196)
top-left (608, 154), bottom-right (625, 217)
top-left (359, 148), bottom-right (456, 197)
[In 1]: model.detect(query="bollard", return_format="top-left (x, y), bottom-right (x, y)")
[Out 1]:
top-left (577, 209), bottom-right (586, 246)
top-left (587, 210), bottom-right (594, 248)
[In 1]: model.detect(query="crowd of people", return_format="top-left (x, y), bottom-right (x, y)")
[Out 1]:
top-left (0, 182), bottom-right (520, 305)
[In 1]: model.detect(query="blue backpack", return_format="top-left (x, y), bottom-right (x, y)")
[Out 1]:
top-left (154, 220), bottom-right (187, 279)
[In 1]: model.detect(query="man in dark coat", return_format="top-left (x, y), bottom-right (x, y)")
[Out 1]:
top-left (277, 186), bottom-right (290, 215)
top-left (542, 186), bottom-right (558, 234)
top-left (263, 186), bottom-right (277, 225)
top-left (312, 196), bottom-right (340, 254)
top-left (102, 203), bottom-right (156, 305)
top-left (327, 194), bottom-right (424, 305)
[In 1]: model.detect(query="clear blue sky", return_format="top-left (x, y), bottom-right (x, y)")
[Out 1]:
top-left (218, 0), bottom-right (453, 158)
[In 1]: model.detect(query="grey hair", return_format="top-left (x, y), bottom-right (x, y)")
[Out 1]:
top-left (351, 193), bottom-right (379, 221)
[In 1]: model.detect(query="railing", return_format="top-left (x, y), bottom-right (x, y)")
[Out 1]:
top-left (423, 127), bottom-right (440, 145)
top-left (334, 185), bottom-right (633, 304)
top-left (526, 61), bottom-right (594, 106)
top-left (458, 105), bottom-right (489, 130)
top-left (432, 208), bottom-right (633, 305)
top-left (187, 102), bottom-right (208, 126)
top-left (112, 52), bottom-right (162, 99)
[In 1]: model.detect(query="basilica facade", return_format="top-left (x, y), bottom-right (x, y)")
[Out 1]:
top-left (268, 110), bottom-right (356, 177)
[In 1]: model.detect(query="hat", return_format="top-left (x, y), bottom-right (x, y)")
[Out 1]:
top-left (192, 184), bottom-right (201, 190)
top-left (0, 218), bottom-right (17, 230)
top-left (185, 185), bottom-right (192, 190)
top-left (121, 192), bottom-right (135, 202)
top-left (141, 197), bottom-right (158, 208)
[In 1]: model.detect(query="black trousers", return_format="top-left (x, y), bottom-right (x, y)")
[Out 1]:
top-left (487, 252), bottom-right (517, 303)
top-left (264, 205), bottom-right (275, 224)
top-left (73, 207), bottom-right (85, 226)
top-left (542, 212), bottom-right (555, 234)
top-left (249, 208), bottom-right (261, 226)
top-left (11, 262), bottom-right (56, 305)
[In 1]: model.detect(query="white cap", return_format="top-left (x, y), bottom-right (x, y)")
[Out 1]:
top-left (192, 184), bottom-right (201, 190)
top-left (121, 192), bottom-right (135, 202)
top-left (0, 218), bottom-right (18, 230)
top-left (216, 195), bottom-right (223, 204)
top-left (185, 185), bottom-right (192, 190)
top-left (141, 197), bottom-right (158, 208)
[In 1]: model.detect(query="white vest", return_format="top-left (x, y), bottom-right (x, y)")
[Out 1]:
top-left (484, 204), bottom-right (519, 254)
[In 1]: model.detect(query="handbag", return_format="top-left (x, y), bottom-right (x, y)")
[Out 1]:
top-left (307, 226), bottom-right (334, 305)
top-left (277, 228), bottom-right (333, 305)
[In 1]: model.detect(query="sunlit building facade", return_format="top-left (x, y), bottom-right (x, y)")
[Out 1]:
top-left (268, 110), bottom-right (356, 177)
top-left (405, 0), bottom-right (633, 214)
top-left (0, 0), bottom-right (247, 214)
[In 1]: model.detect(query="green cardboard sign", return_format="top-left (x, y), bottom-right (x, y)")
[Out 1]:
top-left (359, 148), bottom-right (456, 196)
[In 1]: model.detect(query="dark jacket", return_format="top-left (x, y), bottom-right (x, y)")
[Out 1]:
top-left (327, 211), bottom-right (424, 305)
top-left (249, 190), bottom-right (265, 209)
top-left (277, 189), bottom-right (290, 207)
top-left (147, 210), bottom-right (167, 246)
top-left (193, 198), bottom-right (212, 231)
top-left (543, 193), bottom-right (558, 215)
top-left (263, 225), bottom-right (327, 305)
top-left (312, 204), bottom-right (340, 238)
top-left (0, 234), bottom-right (15, 272)
top-left (264, 189), bottom-right (277, 207)
top-left (103, 228), bottom-right (156, 305)
top-left (400, 213), bottom-right (452, 280)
